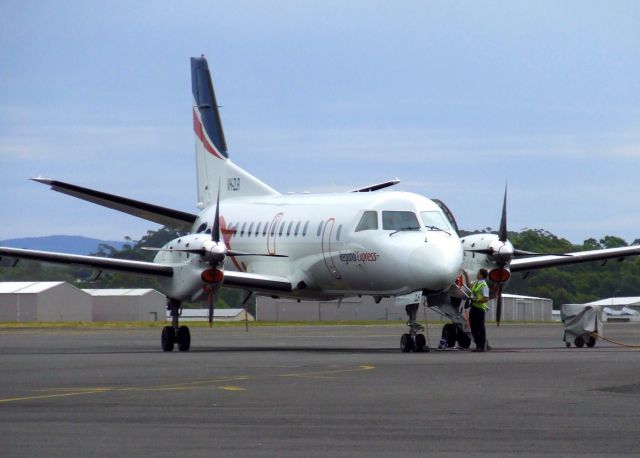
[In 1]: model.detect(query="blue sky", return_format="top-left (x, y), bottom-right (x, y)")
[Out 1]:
top-left (1, 1), bottom-right (639, 243)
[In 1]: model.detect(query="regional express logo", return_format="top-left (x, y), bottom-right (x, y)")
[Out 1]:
top-left (339, 250), bottom-right (379, 264)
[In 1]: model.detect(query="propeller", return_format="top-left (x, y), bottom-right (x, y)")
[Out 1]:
top-left (144, 183), bottom-right (287, 327)
top-left (495, 185), bottom-right (508, 325)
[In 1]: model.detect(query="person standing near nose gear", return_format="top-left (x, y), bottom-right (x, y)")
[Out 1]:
top-left (470, 268), bottom-right (490, 352)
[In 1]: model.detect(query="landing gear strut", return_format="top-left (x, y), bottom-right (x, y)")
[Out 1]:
top-left (162, 299), bottom-right (191, 352)
top-left (400, 303), bottom-right (429, 353)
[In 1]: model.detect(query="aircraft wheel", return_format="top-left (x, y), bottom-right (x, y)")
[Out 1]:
top-left (586, 336), bottom-right (596, 348)
top-left (414, 334), bottom-right (427, 352)
top-left (442, 324), bottom-right (457, 348)
top-left (177, 326), bottom-right (191, 352)
top-left (161, 326), bottom-right (175, 352)
top-left (574, 336), bottom-right (585, 348)
top-left (457, 331), bottom-right (472, 349)
top-left (400, 333), bottom-right (413, 353)
top-left (565, 342), bottom-right (571, 348)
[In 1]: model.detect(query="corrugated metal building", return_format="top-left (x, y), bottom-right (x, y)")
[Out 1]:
top-left (257, 293), bottom-right (553, 322)
top-left (83, 289), bottom-right (166, 322)
top-left (0, 282), bottom-right (92, 322)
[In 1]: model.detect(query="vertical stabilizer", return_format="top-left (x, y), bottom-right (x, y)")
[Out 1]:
top-left (191, 56), bottom-right (278, 207)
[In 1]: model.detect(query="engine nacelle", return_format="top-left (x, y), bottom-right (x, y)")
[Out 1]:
top-left (461, 233), bottom-right (513, 289)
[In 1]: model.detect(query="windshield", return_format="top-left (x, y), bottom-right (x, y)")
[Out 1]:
top-left (420, 211), bottom-right (451, 231)
top-left (355, 211), bottom-right (378, 232)
top-left (382, 211), bottom-right (421, 231)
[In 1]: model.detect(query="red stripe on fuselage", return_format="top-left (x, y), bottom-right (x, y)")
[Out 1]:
top-left (220, 216), bottom-right (246, 272)
top-left (193, 108), bottom-right (223, 160)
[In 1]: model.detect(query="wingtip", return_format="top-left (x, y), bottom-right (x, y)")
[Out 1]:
top-left (30, 177), bottom-right (54, 185)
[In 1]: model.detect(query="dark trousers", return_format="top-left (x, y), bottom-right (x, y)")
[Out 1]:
top-left (469, 306), bottom-right (486, 349)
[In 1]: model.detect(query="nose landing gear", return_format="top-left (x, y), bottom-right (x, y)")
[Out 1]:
top-left (162, 298), bottom-right (191, 352)
top-left (400, 303), bottom-right (430, 352)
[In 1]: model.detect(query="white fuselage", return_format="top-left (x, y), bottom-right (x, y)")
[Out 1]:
top-left (155, 191), bottom-right (463, 301)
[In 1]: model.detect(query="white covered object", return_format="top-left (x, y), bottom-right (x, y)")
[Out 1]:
top-left (560, 304), bottom-right (603, 344)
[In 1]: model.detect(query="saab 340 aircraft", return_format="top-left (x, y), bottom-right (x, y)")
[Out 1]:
top-left (2, 56), bottom-right (640, 352)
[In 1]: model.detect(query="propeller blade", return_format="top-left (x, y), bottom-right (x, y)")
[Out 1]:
top-left (208, 288), bottom-right (215, 328)
top-left (464, 248), bottom-right (494, 256)
top-left (212, 183), bottom-right (221, 244)
top-left (495, 284), bottom-right (503, 326)
top-left (498, 185), bottom-right (508, 242)
top-left (142, 247), bottom-right (206, 255)
top-left (226, 250), bottom-right (288, 258)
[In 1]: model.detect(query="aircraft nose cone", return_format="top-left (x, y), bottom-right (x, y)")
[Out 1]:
top-left (408, 238), bottom-right (463, 292)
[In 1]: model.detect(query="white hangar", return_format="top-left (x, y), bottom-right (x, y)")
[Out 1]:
top-left (0, 282), bottom-right (92, 322)
top-left (83, 288), bottom-right (166, 322)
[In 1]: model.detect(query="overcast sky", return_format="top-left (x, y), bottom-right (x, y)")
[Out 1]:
top-left (1, 1), bottom-right (639, 244)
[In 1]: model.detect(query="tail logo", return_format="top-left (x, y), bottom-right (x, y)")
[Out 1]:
top-left (193, 108), bottom-right (224, 160)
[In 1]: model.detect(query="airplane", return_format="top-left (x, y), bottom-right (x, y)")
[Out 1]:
top-left (3, 55), bottom-right (640, 352)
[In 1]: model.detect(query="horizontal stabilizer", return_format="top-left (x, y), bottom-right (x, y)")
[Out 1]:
top-left (32, 178), bottom-right (197, 232)
top-left (351, 179), bottom-right (400, 193)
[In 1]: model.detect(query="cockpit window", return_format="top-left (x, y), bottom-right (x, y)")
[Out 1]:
top-left (420, 211), bottom-right (450, 231)
top-left (382, 211), bottom-right (420, 231)
top-left (355, 211), bottom-right (378, 232)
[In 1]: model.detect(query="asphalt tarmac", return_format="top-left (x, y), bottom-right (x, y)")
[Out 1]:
top-left (1, 322), bottom-right (639, 457)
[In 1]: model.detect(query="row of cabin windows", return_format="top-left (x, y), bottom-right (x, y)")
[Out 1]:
top-left (196, 220), bottom-right (344, 241)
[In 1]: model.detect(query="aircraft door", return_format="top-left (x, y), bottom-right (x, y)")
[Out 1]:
top-left (321, 218), bottom-right (342, 280)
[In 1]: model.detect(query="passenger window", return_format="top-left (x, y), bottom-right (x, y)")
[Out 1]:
top-left (294, 221), bottom-right (301, 236)
top-left (255, 222), bottom-right (261, 237)
top-left (336, 225), bottom-right (343, 241)
top-left (240, 222), bottom-right (247, 237)
top-left (355, 211), bottom-right (378, 232)
top-left (279, 221), bottom-right (286, 237)
top-left (303, 221), bottom-right (309, 236)
top-left (270, 222), bottom-right (277, 237)
top-left (382, 211), bottom-right (420, 231)
top-left (197, 223), bottom-right (207, 233)
top-left (264, 221), bottom-right (270, 236)
top-left (286, 221), bottom-right (293, 236)
top-left (317, 221), bottom-right (324, 237)
top-left (248, 222), bottom-right (254, 236)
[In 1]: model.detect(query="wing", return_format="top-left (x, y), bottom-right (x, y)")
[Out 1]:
top-left (0, 247), bottom-right (293, 295)
top-left (0, 247), bottom-right (173, 277)
top-left (511, 245), bottom-right (640, 272)
top-left (223, 271), bottom-right (293, 294)
top-left (32, 178), bottom-right (197, 232)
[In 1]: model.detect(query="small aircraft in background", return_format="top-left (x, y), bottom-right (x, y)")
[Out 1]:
top-left (3, 56), bottom-right (640, 352)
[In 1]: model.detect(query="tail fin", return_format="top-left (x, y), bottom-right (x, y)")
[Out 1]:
top-left (191, 56), bottom-right (278, 207)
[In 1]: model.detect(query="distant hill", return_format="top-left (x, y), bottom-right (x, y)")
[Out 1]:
top-left (0, 235), bottom-right (125, 255)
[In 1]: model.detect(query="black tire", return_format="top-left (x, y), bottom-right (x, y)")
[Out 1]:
top-left (400, 333), bottom-right (413, 353)
top-left (565, 342), bottom-right (571, 348)
top-left (414, 334), bottom-right (427, 352)
top-left (575, 336), bottom-right (585, 348)
top-left (161, 326), bottom-right (175, 352)
top-left (457, 331), bottom-right (472, 349)
top-left (442, 324), bottom-right (457, 348)
top-left (586, 336), bottom-right (596, 348)
top-left (177, 326), bottom-right (191, 352)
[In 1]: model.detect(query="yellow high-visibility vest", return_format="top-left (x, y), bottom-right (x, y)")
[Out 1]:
top-left (471, 280), bottom-right (489, 311)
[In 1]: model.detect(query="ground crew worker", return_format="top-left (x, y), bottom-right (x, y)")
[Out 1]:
top-left (469, 268), bottom-right (490, 352)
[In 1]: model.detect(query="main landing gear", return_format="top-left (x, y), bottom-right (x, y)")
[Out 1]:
top-left (162, 299), bottom-right (191, 352)
top-left (400, 303), bottom-right (429, 353)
